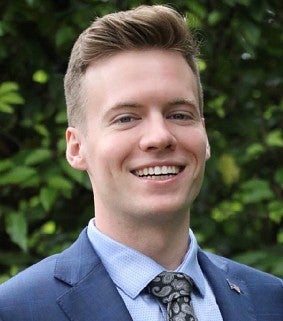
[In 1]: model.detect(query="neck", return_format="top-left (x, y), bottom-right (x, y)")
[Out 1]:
top-left (95, 212), bottom-right (190, 270)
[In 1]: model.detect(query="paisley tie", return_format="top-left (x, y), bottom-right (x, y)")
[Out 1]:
top-left (147, 271), bottom-right (198, 321)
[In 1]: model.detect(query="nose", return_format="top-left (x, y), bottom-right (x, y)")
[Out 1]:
top-left (139, 115), bottom-right (177, 152)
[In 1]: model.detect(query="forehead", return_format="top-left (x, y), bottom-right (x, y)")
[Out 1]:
top-left (83, 49), bottom-right (199, 113)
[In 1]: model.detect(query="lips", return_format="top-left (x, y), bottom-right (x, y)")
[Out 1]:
top-left (132, 165), bottom-right (184, 178)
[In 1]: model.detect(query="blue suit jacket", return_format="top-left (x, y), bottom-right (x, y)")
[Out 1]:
top-left (0, 228), bottom-right (282, 321)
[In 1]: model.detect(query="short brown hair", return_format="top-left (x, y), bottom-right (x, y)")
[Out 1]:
top-left (64, 5), bottom-right (203, 128)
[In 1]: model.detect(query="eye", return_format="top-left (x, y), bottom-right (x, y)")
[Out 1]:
top-left (117, 115), bottom-right (134, 123)
top-left (113, 114), bottom-right (141, 125)
top-left (167, 112), bottom-right (193, 121)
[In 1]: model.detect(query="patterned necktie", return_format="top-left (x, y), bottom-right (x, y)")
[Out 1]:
top-left (147, 271), bottom-right (198, 321)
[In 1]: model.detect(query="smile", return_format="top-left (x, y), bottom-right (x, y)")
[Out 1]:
top-left (132, 165), bottom-right (184, 179)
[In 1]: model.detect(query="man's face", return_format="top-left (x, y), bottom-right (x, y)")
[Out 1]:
top-left (66, 49), bottom-right (210, 227)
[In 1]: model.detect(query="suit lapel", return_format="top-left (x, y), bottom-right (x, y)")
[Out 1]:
top-left (53, 228), bottom-right (258, 321)
top-left (198, 250), bottom-right (256, 321)
top-left (54, 229), bottom-right (133, 321)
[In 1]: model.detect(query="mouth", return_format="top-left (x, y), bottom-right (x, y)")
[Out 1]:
top-left (131, 165), bottom-right (185, 180)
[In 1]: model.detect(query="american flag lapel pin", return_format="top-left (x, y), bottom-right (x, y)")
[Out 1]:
top-left (226, 279), bottom-right (241, 294)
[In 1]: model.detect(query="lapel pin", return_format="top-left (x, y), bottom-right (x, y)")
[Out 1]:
top-left (226, 279), bottom-right (241, 294)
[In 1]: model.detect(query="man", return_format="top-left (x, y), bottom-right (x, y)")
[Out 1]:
top-left (0, 5), bottom-right (282, 321)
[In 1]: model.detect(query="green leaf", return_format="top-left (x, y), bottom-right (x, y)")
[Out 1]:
top-left (5, 212), bottom-right (28, 252)
top-left (218, 154), bottom-right (240, 185)
top-left (186, 13), bottom-right (202, 29)
top-left (208, 11), bottom-right (223, 26)
top-left (265, 129), bottom-right (283, 147)
top-left (55, 110), bottom-right (67, 124)
top-left (263, 104), bottom-right (280, 120)
top-left (40, 221), bottom-right (56, 234)
top-left (198, 58), bottom-right (207, 72)
top-left (55, 26), bottom-right (74, 47)
top-left (32, 70), bottom-right (49, 84)
top-left (0, 102), bottom-right (13, 113)
top-left (34, 124), bottom-right (49, 137)
top-left (0, 91), bottom-right (24, 104)
top-left (60, 159), bottom-right (91, 189)
top-left (47, 175), bottom-right (73, 191)
top-left (245, 143), bottom-right (265, 158)
top-left (208, 95), bottom-right (227, 118)
top-left (0, 166), bottom-right (37, 185)
top-left (212, 200), bottom-right (243, 221)
top-left (40, 187), bottom-right (57, 211)
top-left (268, 201), bottom-right (283, 223)
top-left (240, 179), bottom-right (274, 204)
top-left (24, 148), bottom-right (52, 166)
top-left (0, 82), bottom-right (19, 94)
top-left (0, 159), bottom-right (14, 172)
top-left (0, 81), bottom-right (24, 113)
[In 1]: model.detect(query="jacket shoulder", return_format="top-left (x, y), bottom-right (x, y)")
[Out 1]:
top-left (0, 228), bottom-right (98, 321)
top-left (0, 254), bottom-right (63, 298)
top-left (202, 250), bottom-right (283, 296)
top-left (0, 254), bottom-right (69, 321)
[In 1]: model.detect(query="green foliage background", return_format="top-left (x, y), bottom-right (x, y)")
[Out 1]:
top-left (0, 0), bottom-right (282, 282)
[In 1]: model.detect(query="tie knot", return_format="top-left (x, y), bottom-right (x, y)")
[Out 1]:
top-left (147, 272), bottom-right (194, 304)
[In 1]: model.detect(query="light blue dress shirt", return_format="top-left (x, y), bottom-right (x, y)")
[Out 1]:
top-left (87, 219), bottom-right (223, 321)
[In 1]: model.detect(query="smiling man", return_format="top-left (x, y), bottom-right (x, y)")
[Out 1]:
top-left (66, 49), bottom-right (210, 268)
top-left (0, 5), bottom-right (282, 321)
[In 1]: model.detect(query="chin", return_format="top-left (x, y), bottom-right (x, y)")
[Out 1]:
top-left (139, 202), bottom-right (189, 220)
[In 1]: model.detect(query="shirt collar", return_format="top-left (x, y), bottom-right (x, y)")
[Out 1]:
top-left (87, 219), bottom-right (205, 299)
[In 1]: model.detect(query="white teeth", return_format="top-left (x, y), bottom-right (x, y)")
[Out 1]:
top-left (155, 166), bottom-right (161, 175)
top-left (161, 166), bottom-right (167, 174)
top-left (148, 167), bottom-right (154, 175)
top-left (135, 166), bottom-right (181, 177)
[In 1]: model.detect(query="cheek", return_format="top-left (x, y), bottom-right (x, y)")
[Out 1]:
top-left (92, 136), bottom-right (130, 173)
top-left (181, 130), bottom-right (208, 157)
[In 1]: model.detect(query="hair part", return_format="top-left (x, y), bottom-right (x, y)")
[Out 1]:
top-left (64, 5), bottom-right (203, 129)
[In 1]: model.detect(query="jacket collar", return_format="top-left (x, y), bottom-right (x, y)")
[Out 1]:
top-left (54, 228), bottom-right (133, 321)
top-left (198, 250), bottom-right (256, 321)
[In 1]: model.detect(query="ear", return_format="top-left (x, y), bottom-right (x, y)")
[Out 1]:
top-left (205, 141), bottom-right (211, 160)
top-left (201, 117), bottom-right (211, 161)
top-left (66, 127), bottom-right (87, 170)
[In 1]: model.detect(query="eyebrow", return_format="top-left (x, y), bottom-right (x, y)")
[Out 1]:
top-left (102, 101), bottom-right (141, 122)
top-left (108, 98), bottom-right (197, 109)
top-left (103, 97), bottom-right (199, 120)
top-left (167, 98), bottom-right (198, 108)
top-left (166, 98), bottom-right (200, 115)
top-left (111, 102), bottom-right (140, 109)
